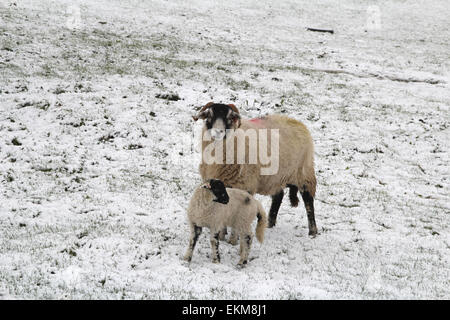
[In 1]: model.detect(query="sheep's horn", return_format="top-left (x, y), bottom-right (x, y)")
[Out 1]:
top-left (192, 101), bottom-right (214, 121)
top-left (228, 104), bottom-right (239, 114)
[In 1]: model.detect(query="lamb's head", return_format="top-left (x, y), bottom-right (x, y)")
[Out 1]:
top-left (201, 179), bottom-right (229, 204)
top-left (193, 102), bottom-right (241, 140)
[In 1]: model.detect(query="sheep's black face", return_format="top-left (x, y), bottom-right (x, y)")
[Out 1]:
top-left (204, 179), bottom-right (229, 204)
top-left (197, 104), bottom-right (240, 140)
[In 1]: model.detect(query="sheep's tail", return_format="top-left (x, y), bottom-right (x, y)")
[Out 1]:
top-left (255, 202), bottom-right (267, 243)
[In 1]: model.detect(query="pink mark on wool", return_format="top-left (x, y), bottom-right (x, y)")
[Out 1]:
top-left (249, 118), bottom-right (265, 125)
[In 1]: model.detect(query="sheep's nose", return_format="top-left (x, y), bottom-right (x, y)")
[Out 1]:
top-left (211, 128), bottom-right (225, 140)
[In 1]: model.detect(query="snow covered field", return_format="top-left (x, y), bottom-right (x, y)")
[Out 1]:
top-left (0, 0), bottom-right (449, 299)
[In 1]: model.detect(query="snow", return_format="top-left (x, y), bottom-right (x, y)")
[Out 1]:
top-left (0, 0), bottom-right (449, 299)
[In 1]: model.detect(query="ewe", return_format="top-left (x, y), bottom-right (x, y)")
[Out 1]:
top-left (193, 102), bottom-right (318, 237)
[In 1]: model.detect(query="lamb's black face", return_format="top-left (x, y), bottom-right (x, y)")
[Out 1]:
top-left (203, 179), bottom-right (229, 204)
top-left (197, 104), bottom-right (240, 140)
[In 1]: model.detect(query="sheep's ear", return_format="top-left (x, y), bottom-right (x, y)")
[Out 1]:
top-left (201, 182), bottom-right (211, 189)
top-left (192, 102), bottom-right (214, 121)
top-left (226, 104), bottom-right (241, 125)
top-left (228, 110), bottom-right (241, 124)
top-left (193, 108), bottom-right (212, 122)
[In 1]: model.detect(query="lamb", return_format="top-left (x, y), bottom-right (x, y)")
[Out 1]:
top-left (184, 179), bottom-right (267, 267)
top-left (193, 102), bottom-right (318, 237)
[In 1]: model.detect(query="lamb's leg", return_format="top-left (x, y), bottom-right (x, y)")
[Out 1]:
top-left (238, 233), bottom-right (252, 267)
top-left (210, 232), bottom-right (221, 263)
top-left (239, 233), bottom-right (244, 256)
top-left (184, 224), bottom-right (202, 262)
top-left (300, 190), bottom-right (318, 236)
top-left (228, 228), bottom-right (238, 245)
top-left (268, 190), bottom-right (284, 228)
top-left (218, 227), bottom-right (227, 241)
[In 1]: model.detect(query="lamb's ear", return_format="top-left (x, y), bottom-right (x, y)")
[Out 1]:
top-left (201, 182), bottom-right (211, 189)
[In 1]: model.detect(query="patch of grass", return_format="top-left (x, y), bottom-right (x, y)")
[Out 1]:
top-left (11, 137), bottom-right (22, 146)
top-left (37, 63), bottom-right (58, 78)
top-left (18, 100), bottom-right (50, 110)
top-left (225, 77), bottom-right (251, 91)
top-left (61, 248), bottom-right (77, 257)
top-left (33, 167), bottom-right (53, 173)
top-left (98, 134), bottom-right (115, 143)
top-left (155, 93), bottom-right (181, 101)
top-left (125, 144), bottom-right (143, 150)
top-left (53, 87), bottom-right (67, 94)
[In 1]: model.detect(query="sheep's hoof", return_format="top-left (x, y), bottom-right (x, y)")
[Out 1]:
top-left (308, 228), bottom-right (318, 238)
top-left (183, 255), bottom-right (192, 262)
top-left (237, 260), bottom-right (247, 268)
top-left (228, 238), bottom-right (238, 246)
top-left (268, 219), bottom-right (276, 228)
top-left (212, 259), bottom-right (220, 264)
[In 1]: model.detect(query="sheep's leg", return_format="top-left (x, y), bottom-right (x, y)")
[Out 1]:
top-left (300, 190), bottom-right (318, 236)
top-left (210, 232), bottom-right (221, 263)
top-left (184, 224), bottom-right (202, 262)
top-left (268, 190), bottom-right (284, 228)
top-left (228, 229), bottom-right (238, 245)
top-left (238, 233), bottom-right (252, 267)
top-left (287, 184), bottom-right (300, 207)
top-left (218, 227), bottom-right (227, 241)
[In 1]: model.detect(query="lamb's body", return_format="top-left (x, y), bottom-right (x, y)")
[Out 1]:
top-left (188, 187), bottom-right (264, 236)
top-left (184, 182), bottom-right (267, 267)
